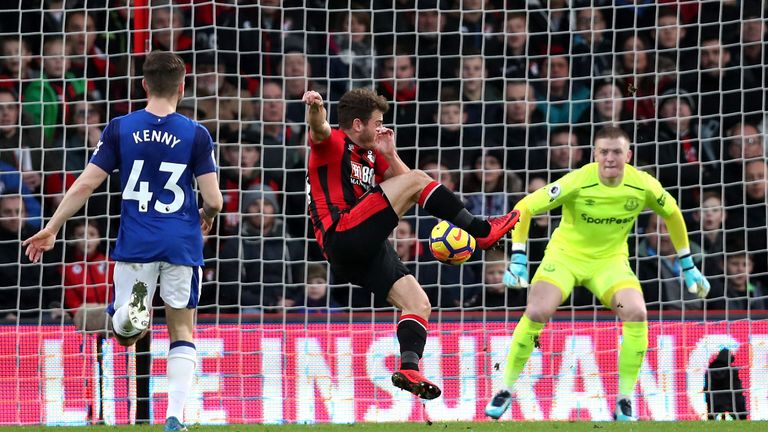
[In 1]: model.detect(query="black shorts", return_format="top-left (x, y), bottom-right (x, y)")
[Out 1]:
top-left (324, 187), bottom-right (410, 299)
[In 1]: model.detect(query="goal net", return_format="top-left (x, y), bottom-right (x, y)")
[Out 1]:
top-left (0, 0), bottom-right (766, 426)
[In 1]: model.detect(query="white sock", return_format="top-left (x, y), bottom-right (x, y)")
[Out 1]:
top-left (166, 342), bottom-right (197, 422)
top-left (112, 305), bottom-right (139, 337)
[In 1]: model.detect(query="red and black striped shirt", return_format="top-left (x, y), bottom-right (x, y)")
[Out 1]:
top-left (308, 129), bottom-right (389, 249)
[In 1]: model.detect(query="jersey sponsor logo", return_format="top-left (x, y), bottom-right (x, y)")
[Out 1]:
top-left (580, 213), bottom-right (634, 225)
top-left (350, 161), bottom-right (374, 188)
top-left (547, 183), bottom-right (561, 201)
top-left (624, 198), bottom-right (639, 211)
top-left (131, 129), bottom-right (182, 148)
top-left (656, 192), bottom-right (667, 207)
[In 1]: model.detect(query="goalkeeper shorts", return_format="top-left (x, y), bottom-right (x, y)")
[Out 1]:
top-left (531, 249), bottom-right (642, 308)
top-left (324, 187), bottom-right (411, 299)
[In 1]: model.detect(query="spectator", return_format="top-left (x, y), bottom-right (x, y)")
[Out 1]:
top-left (537, 127), bottom-right (586, 180)
top-left (413, 3), bottom-right (460, 82)
top-left (417, 91), bottom-right (474, 169)
top-left (445, 0), bottom-right (490, 52)
top-left (0, 87), bottom-right (43, 192)
top-left (462, 150), bottom-right (524, 217)
top-left (328, 8), bottom-right (375, 98)
top-left (571, 7), bottom-right (613, 80)
top-left (376, 50), bottom-right (418, 165)
top-left (0, 37), bottom-right (38, 96)
top-left (637, 89), bottom-right (715, 210)
top-left (458, 52), bottom-right (502, 145)
top-left (293, 263), bottom-right (340, 313)
top-left (651, 7), bottom-right (695, 73)
top-left (64, 10), bottom-right (118, 102)
top-left (463, 249), bottom-right (526, 309)
top-left (713, 238), bottom-right (768, 313)
top-left (193, 52), bottom-right (255, 137)
top-left (218, 130), bottom-right (280, 236)
top-left (681, 32), bottom-right (761, 139)
top-left (576, 80), bottom-right (633, 145)
top-left (615, 34), bottom-right (659, 121)
top-left (281, 49), bottom-right (326, 124)
top-left (61, 219), bottom-right (113, 332)
top-left (722, 122), bottom-right (764, 205)
top-left (486, 12), bottom-right (533, 79)
top-left (22, 35), bottom-right (87, 142)
top-left (256, 80), bottom-right (304, 177)
top-left (0, 194), bottom-right (59, 321)
top-left (49, 97), bottom-right (105, 173)
top-left (738, 5), bottom-right (766, 95)
top-left (534, 47), bottom-right (590, 125)
top-left (695, 192), bottom-right (728, 257)
top-left (218, 185), bottom-right (301, 313)
top-left (150, 6), bottom-right (193, 65)
top-left (498, 80), bottom-right (547, 170)
top-left (736, 159), bottom-right (768, 286)
top-left (637, 212), bottom-right (706, 311)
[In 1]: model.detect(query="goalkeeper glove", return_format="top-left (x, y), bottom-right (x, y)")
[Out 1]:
top-left (503, 252), bottom-right (529, 289)
top-left (680, 254), bottom-right (710, 299)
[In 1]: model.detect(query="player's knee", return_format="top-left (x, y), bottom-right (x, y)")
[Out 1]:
top-left (525, 304), bottom-right (555, 323)
top-left (621, 306), bottom-right (647, 323)
top-left (411, 169), bottom-right (433, 187)
top-left (404, 296), bottom-right (431, 320)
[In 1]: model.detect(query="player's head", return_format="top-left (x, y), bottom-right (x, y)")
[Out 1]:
top-left (338, 87), bottom-right (388, 148)
top-left (142, 50), bottom-right (186, 102)
top-left (594, 126), bottom-right (631, 184)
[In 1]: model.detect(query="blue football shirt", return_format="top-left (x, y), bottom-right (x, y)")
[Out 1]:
top-left (90, 109), bottom-right (217, 266)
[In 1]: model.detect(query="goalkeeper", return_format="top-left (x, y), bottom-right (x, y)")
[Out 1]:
top-left (485, 126), bottom-right (709, 421)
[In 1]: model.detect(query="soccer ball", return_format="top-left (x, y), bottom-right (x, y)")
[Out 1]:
top-left (429, 220), bottom-right (476, 265)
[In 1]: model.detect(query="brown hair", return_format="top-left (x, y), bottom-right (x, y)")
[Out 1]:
top-left (337, 88), bottom-right (389, 129)
top-left (142, 50), bottom-right (186, 98)
top-left (594, 126), bottom-right (630, 143)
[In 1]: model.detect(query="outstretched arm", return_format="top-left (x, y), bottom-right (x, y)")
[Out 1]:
top-left (23, 163), bottom-right (108, 262)
top-left (303, 91), bottom-right (331, 143)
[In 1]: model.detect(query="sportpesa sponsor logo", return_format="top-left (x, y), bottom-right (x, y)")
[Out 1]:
top-left (580, 213), bottom-right (634, 224)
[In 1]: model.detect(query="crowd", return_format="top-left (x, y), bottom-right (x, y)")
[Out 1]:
top-left (0, 0), bottom-right (766, 324)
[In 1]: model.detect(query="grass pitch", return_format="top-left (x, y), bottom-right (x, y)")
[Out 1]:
top-left (0, 421), bottom-right (765, 431)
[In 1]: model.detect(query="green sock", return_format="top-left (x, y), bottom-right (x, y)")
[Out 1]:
top-left (503, 315), bottom-right (545, 390)
top-left (618, 321), bottom-right (649, 397)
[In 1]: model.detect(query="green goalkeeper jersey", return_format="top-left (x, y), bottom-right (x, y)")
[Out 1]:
top-left (521, 163), bottom-right (678, 258)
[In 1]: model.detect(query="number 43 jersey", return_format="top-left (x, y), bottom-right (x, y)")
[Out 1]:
top-left (90, 109), bottom-right (217, 266)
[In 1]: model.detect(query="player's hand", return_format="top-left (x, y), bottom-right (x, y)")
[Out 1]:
top-left (680, 255), bottom-right (710, 299)
top-left (199, 208), bottom-right (214, 236)
top-left (22, 227), bottom-right (57, 263)
top-left (374, 127), bottom-right (396, 155)
top-left (503, 253), bottom-right (529, 289)
top-left (302, 91), bottom-right (323, 109)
